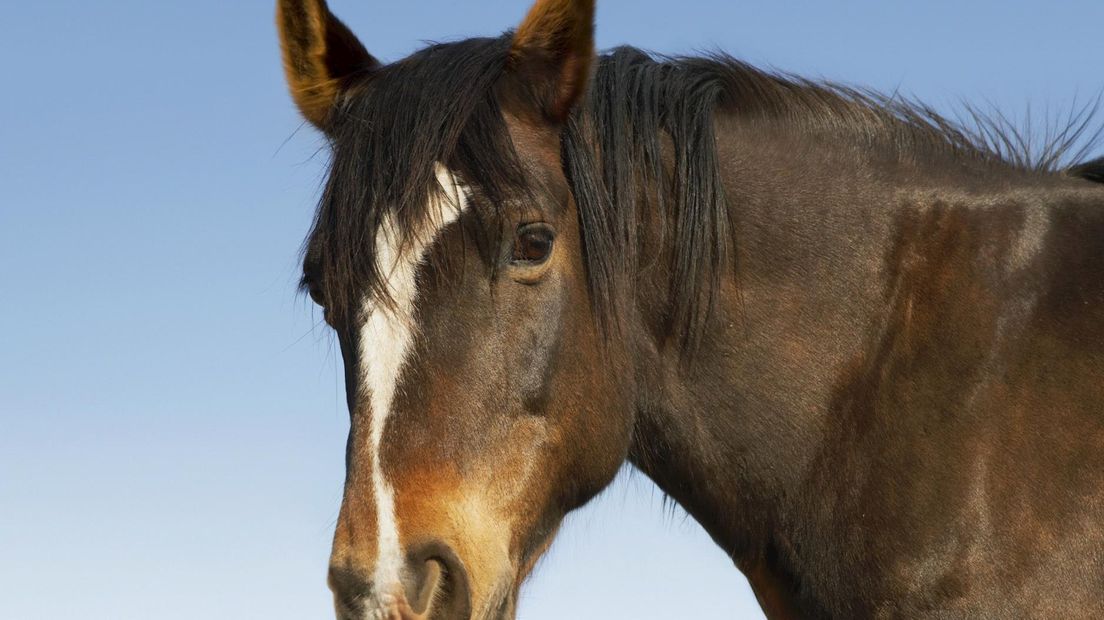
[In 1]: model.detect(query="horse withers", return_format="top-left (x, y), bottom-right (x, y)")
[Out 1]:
top-left (277, 0), bottom-right (1104, 617)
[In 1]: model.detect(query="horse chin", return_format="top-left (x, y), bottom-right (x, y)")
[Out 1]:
top-left (475, 587), bottom-right (518, 620)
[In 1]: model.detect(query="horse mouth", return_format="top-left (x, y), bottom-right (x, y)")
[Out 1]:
top-left (331, 596), bottom-right (515, 620)
top-left (331, 577), bottom-right (512, 620)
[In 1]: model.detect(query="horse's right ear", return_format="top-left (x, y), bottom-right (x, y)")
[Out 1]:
top-left (276, 0), bottom-right (378, 130)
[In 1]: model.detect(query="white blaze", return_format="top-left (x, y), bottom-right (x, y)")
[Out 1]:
top-left (361, 165), bottom-right (468, 599)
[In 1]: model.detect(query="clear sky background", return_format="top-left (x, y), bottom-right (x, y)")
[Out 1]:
top-left (2, 1), bottom-right (1101, 619)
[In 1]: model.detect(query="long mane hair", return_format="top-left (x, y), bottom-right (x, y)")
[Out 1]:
top-left (303, 34), bottom-right (1102, 350)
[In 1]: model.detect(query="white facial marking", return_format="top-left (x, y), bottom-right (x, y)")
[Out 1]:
top-left (360, 164), bottom-right (468, 604)
top-left (1007, 202), bottom-right (1050, 273)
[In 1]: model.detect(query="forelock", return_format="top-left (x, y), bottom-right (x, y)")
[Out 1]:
top-left (302, 35), bottom-right (529, 323)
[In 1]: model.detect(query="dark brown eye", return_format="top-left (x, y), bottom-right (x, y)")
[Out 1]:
top-left (307, 282), bottom-right (325, 307)
top-left (512, 224), bottom-right (555, 265)
top-left (302, 267), bottom-right (325, 307)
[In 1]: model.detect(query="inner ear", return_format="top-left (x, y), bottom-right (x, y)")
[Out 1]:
top-left (509, 0), bottom-right (597, 122)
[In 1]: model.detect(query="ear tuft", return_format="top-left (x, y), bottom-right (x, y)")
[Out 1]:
top-left (510, 0), bottom-right (596, 122)
top-left (277, 0), bottom-right (378, 130)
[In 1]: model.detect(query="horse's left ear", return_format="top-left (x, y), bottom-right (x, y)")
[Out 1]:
top-left (509, 0), bottom-right (596, 123)
top-left (276, 0), bottom-right (379, 130)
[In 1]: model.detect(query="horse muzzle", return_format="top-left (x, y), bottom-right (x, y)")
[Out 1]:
top-left (330, 540), bottom-right (472, 620)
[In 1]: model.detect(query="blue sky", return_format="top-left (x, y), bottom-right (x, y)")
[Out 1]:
top-left (1, 1), bottom-right (1100, 618)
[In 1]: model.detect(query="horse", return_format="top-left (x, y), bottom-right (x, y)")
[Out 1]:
top-left (276, 0), bottom-right (1104, 617)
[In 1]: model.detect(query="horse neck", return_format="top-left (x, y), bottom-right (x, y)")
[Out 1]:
top-left (621, 110), bottom-right (936, 585)
top-left (621, 113), bottom-right (845, 559)
top-left (621, 106), bottom-right (1104, 609)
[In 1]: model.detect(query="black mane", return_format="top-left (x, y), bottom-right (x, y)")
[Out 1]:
top-left (303, 34), bottom-right (1102, 347)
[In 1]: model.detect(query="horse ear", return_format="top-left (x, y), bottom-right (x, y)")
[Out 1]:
top-left (510, 0), bottom-right (596, 122)
top-left (277, 0), bottom-right (378, 130)
top-left (1068, 157), bottom-right (1104, 184)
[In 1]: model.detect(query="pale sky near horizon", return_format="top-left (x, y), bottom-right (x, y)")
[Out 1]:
top-left (2, 1), bottom-right (1101, 619)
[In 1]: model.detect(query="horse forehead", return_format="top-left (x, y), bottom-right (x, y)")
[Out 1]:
top-left (358, 163), bottom-right (470, 391)
top-left (377, 167), bottom-right (469, 273)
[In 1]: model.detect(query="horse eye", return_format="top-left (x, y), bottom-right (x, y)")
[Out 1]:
top-left (302, 273), bottom-right (326, 307)
top-left (512, 224), bottom-right (555, 265)
top-left (307, 284), bottom-right (325, 307)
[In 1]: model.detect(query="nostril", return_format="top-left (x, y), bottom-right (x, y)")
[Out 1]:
top-left (408, 558), bottom-right (444, 615)
top-left (406, 541), bottom-right (472, 619)
top-left (328, 565), bottom-right (372, 614)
